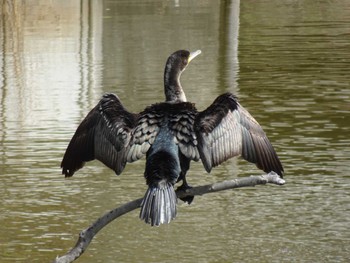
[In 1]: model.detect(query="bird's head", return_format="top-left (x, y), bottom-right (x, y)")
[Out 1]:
top-left (166, 49), bottom-right (202, 73)
top-left (164, 49), bottom-right (201, 102)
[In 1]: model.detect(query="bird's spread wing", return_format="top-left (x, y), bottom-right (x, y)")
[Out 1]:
top-left (195, 92), bottom-right (284, 177)
top-left (61, 93), bottom-right (138, 177)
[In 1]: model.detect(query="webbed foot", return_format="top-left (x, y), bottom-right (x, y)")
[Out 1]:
top-left (177, 183), bottom-right (194, 204)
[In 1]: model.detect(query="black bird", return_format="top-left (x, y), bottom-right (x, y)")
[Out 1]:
top-left (61, 50), bottom-right (284, 226)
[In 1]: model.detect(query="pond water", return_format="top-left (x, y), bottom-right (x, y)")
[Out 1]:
top-left (1, 0), bottom-right (350, 262)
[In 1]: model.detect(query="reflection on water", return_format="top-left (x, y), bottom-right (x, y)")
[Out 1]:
top-left (1, 0), bottom-right (350, 262)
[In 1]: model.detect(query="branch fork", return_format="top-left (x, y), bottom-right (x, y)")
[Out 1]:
top-left (53, 172), bottom-right (284, 263)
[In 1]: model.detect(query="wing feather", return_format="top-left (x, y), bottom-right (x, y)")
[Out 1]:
top-left (61, 93), bottom-right (138, 177)
top-left (195, 92), bottom-right (284, 177)
top-left (127, 110), bottom-right (160, 163)
top-left (169, 104), bottom-right (201, 162)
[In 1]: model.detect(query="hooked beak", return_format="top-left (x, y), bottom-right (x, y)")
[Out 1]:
top-left (188, 50), bottom-right (202, 63)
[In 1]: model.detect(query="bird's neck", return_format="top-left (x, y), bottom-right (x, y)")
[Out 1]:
top-left (164, 65), bottom-right (187, 102)
top-left (164, 84), bottom-right (187, 103)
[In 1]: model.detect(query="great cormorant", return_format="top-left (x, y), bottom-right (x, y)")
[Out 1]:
top-left (61, 50), bottom-right (284, 226)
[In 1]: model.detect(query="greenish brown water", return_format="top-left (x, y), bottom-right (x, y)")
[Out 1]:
top-left (1, 0), bottom-right (350, 262)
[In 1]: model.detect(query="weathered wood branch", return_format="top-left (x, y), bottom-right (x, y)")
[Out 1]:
top-left (53, 172), bottom-right (284, 263)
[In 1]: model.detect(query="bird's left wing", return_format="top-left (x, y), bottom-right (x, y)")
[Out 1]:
top-left (195, 92), bottom-right (284, 176)
top-left (61, 93), bottom-right (138, 177)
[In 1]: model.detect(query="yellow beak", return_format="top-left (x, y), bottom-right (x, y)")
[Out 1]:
top-left (188, 50), bottom-right (202, 63)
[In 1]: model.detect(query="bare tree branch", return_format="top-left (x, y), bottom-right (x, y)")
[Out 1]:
top-left (53, 172), bottom-right (285, 263)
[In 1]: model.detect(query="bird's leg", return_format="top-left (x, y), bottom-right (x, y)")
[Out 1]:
top-left (176, 173), bottom-right (194, 204)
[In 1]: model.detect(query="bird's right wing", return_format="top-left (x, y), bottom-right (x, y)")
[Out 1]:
top-left (61, 93), bottom-right (138, 177)
top-left (195, 93), bottom-right (284, 176)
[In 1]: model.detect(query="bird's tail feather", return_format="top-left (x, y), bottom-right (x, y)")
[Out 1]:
top-left (140, 182), bottom-right (177, 226)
